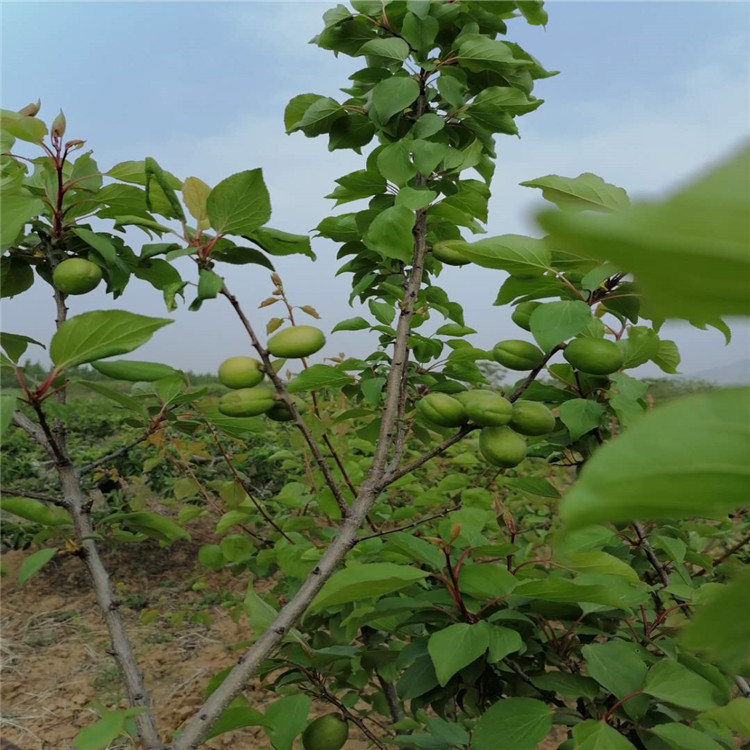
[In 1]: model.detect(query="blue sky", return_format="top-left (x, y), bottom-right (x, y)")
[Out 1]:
top-left (2, 2), bottom-right (749, 378)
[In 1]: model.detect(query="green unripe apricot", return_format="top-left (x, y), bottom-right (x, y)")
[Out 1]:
top-left (479, 426), bottom-right (527, 468)
top-left (52, 258), bottom-right (102, 295)
top-left (267, 326), bottom-right (325, 359)
top-left (302, 714), bottom-right (349, 750)
top-left (511, 301), bottom-right (542, 332)
top-left (510, 401), bottom-right (556, 436)
top-left (218, 387), bottom-right (275, 417)
top-left (432, 241), bottom-right (470, 266)
top-left (218, 356), bottom-right (264, 389)
top-left (564, 338), bottom-right (623, 375)
top-left (456, 390), bottom-right (512, 426)
top-left (417, 393), bottom-right (468, 428)
top-left (492, 340), bottom-right (545, 371)
top-left (266, 396), bottom-right (306, 422)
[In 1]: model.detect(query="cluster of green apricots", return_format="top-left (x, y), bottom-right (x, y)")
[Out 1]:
top-left (216, 326), bottom-right (326, 420)
top-left (417, 300), bottom-right (624, 469)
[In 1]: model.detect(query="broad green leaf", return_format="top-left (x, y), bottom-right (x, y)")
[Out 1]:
top-left (651, 339), bottom-right (681, 375)
top-left (107, 160), bottom-right (182, 188)
top-left (573, 720), bottom-right (637, 750)
top-left (182, 176), bottom-right (211, 229)
top-left (428, 622), bottom-right (489, 685)
top-left (310, 563), bottom-right (428, 611)
top-left (263, 694), bottom-right (311, 750)
top-left (457, 563), bottom-right (517, 599)
top-left (530, 300), bottom-right (591, 351)
top-left (457, 35), bottom-right (517, 74)
top-left (207, 169), bottom-right (271, 237)
top-left (370, 77), bottom-right (420, 125)
top-left (698, 698), bottom-right (750, 736)
top-left (91, 359), bottom-right (176, 382)
top-left (246, 226), bottom-right (314, 259)
top-left (219, 534), bottom-right (255, 563)
top-left (538, 146), bottom-right (750, 318)
top-left (514, 578), bottom-right (628, 610)
top-left (197, 268), bottom-right (224, 299)
top-left (331, 316), bottom-right (370, 333)
top-left (364, 205), bottom-right (415, 262)
top-left (296, 97), bottom-right (345, 137)
top-left (558, 399), bottom-right (606, 442)
top-left (396, 186), bottom-right (437, 210)
top-left (530, 672), bottom-right (600, 700)
top-left (287, 364), bottom-right (352, 393)
top-left (50, 311), bottom-right (172, 370)
top-left (521, 173), bottom-right (629, 213)
top-left (0, 257), bottom-right (34, 298)
top-left (105, 511), bottom-right (190, 546)
top-left (561, 389), bottom-right (750, 527)
top-left (619, 326), bottom-right (659, 369)
top-left (377, 141), bottom-right (417, 186)
top-left (582, 640), bottom-right (647, 699)
top-left (472, 698), bottom-right (552, 750)
top-left (77, 380), bottom-right (147, 415)
top-left (682, 568), bottom-right (750, 672)
top-left (1, 496), bottom-right (70, 526)
top-left (1, 193), bottom-right (44, 245)
top-left (210, 244), bottom-right (275, 269)
top-left (650, 723), bottom-right (722, 750)
top-left (71, 228), bottom-right (117, 264)
top-left (207, 707), bottom-right (268, 740)
top-left (73, 711), bottom-right (125, 750)
top-left (284, 93), bottom-right (324, 133)
top-left (559, 551), bottom-right (639, 583)
top-left (18, 547), bottom-right (58, 585)
top-left (359, 37), bottom-right (410, 63)
top-left (1, 109), bottom-right (47, 142)
top-left (644, 660), bottom-right (721, 711)
top-left (397, 655), bottom-right (439, 700)
top-left (486, 625), bottom-right (523, 663)
top-left (244, 586), bottom-right (305, 645)
top-left (401, 12), bottom-right (439, 54)
top-left (516, 1), bottom-right (549, 27)
top-left (459, 235), bottom-right (551, 276)
top-left (0, 332), bottom-right (44, 362)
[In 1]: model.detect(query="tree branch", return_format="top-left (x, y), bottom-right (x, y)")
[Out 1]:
top-left (79, 431), bottom-right (153, 475)
top-left (0, 487), bottom-right (69, 509)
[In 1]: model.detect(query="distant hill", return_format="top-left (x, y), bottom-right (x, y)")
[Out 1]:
top-left (684, 358), bottom-right (750, 386)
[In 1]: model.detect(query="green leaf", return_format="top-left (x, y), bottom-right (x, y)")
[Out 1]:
top-left (538, 146), bottom-right (750, 318)
top-left (1, 109), bottom-right (47, 143)
top-left (396, 186), bottom-right (436, 210)
top-left (50, 311), bottom-right (172, 370)
top-left (287, 365), bottom-right (352, 393)
top-left (332, 316), bottom-right (370, 333)
top-left (521, 173), bottom-right (629, 213)
top-left (619, 326), bottom-right (659, 369)
top-left (364, 205), bottom-right (415, 262)
top-left (428, 622), bottom-right (489, 685)
top-left (486, 625), bottom-right (523, 663)
top-left (698, 698), bottom-right (750, 736)
top-left (369, 299), bottom-right (395, 326)
top-left (359, 37), bottom-right (410, 63)
top-left (310, 563), bottom-right (428, 611)
top-left (263, 694), bottom-right (311, 750)
top-left (558, 399), bottom-right (606, 442)
top-left (370, 77), bottom-right (420, 126)
top-left (572, 721), bottom-right (637, 750)
top-left (561, 389), bottom-right (750, 527)
top-left (644, 660), bottom-right (721, 711)
top-left (650, 723), bottom-right (723, 750)
top-left (210, 244), bottom-right (275, 269)
top-left (197, 269), bottom-right (224, 300)
top-left (72, 228), bottom-right (117, 265)
top-left (244, 586), bottom-right (305, 645)
top-left (651, 339), bottom-right (681, 375)
top-left (457, 35), bottom-right (518, 74)
top-left (107, 160), bottom-right (182, 188)
top-left (459, 235), bottom-right (551, 276)
top-left (0, 332), bottom-right (45, 363)
top-left (457, 563), bottom-right (517, 599)
top-left (284, 93), bottom-right (324, 133)
top-left (583, 640), bottom-right (647, 699)
top-left (73, 711), bottom-right (125, 750)
top-left (401, 12), bottom-right (439, 54)
top-left (0, 257), bottom-right (34, 298)
top-left (182, 176), bottom-right (211, 228)
top-left (246, 226), bottom-right (314, 259)
top-left (529, 300), bottom-right (591, 351)
top-left (296, 97), bottom-right (345, 137)
top-left (472, 698), bottom-right (552, 750)
top-left (514, 578), bottom-right (628, 610)
top-left (207, 707), bottom-right (268, 740)
top-left (1, 496), bottom-right (70, 526)
top-left (682, 568), bottom-right (750, 672)
top-left (91, 360), bottom-right (177, 382)
top-left (377, 141), bottom-right (417, 186)
top-left (207, 169), bottom-right (271, 237)
top-left (530, 672), bottom-right (600, 700)
top-left (559, 551), bottom-right (639, 583)
top-left (1, 193), bottom-right (44, 245)
top-left (18, 547), bottom-right (57, 585)
top-left (516, 1), bottom-right (549, 27)
top-left (105, 511), bottom-right (190, 546)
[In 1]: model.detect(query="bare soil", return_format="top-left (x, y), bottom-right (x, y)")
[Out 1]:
top-left (0, 541), bottom-right (562, 749)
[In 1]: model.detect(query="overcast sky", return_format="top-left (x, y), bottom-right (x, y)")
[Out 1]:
top-left (2, 1), bottom-right (749, 378)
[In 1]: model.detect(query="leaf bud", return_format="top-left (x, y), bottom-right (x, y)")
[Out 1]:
top-left (51, 109), bottom-right (66, 139)
top-left (17, 100), bottom-right (41, 117)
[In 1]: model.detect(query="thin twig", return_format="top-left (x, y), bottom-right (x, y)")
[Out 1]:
top-left (0, 487), bottom-right (69, 509)
top-left (356, 505), bottom-right (461, 543)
